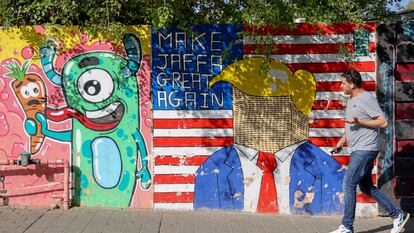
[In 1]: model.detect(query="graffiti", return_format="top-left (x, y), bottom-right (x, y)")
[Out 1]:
top-left (4, 60), bottom-right (47, 154)
top-left (194, 58), bottom-right (345, 214)
top-left (208, 57), bottom-right (316, 115)
top-left (377, 60), bottom-right (394, 184)
top-left (29, 33), bottom-right (151, 207)
top-left (0, 23), bottom-right (383, 215)
top-left (152, 26), bottom-right (235, 110)
top-left (152, 25), bottom-right (242, 210)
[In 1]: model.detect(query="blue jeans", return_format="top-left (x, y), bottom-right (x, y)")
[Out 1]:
top-left (342, 150), bottom-right (400, 230)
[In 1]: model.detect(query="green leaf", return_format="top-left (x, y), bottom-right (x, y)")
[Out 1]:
top-left (3, 60), bottom-right (30, 80)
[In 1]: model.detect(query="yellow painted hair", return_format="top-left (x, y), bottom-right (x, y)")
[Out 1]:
top-left (209, 57), bottom-right (316, 116)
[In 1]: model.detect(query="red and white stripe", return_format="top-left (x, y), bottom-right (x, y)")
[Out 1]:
top-left (243, 22), bottom-right (378, 205)
top-left (153, 110), bottom-right (233, 210)
top-left (243, 22), bottom-right (377, 159)
top-left (153, 22), bottom-right (378, 209)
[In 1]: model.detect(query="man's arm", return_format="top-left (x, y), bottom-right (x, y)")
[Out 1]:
top-left (346, 115), bottom-right (388, 129)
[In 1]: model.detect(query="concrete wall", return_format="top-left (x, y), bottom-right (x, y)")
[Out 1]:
top-left (0, 23), bottom-right (383, 216)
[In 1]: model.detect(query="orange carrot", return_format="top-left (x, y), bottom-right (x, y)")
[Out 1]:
top-left (5, 60), bottom-right (46, 154)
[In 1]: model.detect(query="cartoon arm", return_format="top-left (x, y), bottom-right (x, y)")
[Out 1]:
top-left (123, 33), bottom-right (142, 77)
top-left (40, 41), bottom-right (62, 85)
top-left (133, 130), bottom-right (151, 190)
top-left (25, 113), bottom-right (71, 142)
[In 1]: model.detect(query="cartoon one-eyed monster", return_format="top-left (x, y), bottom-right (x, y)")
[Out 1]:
top-left (26, 33), bottom-right (151, 207)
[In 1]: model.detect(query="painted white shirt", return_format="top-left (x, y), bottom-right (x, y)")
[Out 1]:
top-left (234, 141), bottom-right (306, 213)
top-left (274, 141), bottom-right (306, 214)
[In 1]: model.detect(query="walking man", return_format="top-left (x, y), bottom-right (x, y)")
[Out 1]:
top-left (329, 69), bottom-right (410, 233)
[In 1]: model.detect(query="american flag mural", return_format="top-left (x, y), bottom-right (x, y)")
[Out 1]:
top-left (152, 23), bottom-right (378, 212)
top-left (242, 22), bottom-right (378, 209)
top-left (151, 25), bottom-right (241, 210)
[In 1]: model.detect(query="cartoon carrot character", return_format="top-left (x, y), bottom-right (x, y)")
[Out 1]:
top-left (4, 60), bottom-right (47, 154)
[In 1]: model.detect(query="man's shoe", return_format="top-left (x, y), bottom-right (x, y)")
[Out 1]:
top-left (329, 225), bottom-right (353, 233)
top-left (391, 211), bottom-right (410, 233)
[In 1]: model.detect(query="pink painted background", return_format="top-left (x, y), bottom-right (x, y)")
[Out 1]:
top-left (0, 35), bottom-right (153, 208)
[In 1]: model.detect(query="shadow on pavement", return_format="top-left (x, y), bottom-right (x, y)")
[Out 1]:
top-left (358, 217), bottom-right (414, 233)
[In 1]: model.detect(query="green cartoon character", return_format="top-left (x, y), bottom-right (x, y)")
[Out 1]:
top-left (27, 33), bottom-right (151, 207)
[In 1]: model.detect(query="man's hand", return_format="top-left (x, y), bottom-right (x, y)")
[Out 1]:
top-left (331, 145), bottom-right (343, 154)
top-left (331, 134), bottom-right (346, 154)
top-left (347, 116), bottom-right (388, 129)
top-left (345, 117), bottom-right (359, 124)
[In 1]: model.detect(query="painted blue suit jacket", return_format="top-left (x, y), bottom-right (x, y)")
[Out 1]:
top-left (193, 145), bottom-right (244, 210)
top-left (289, 142), bottom-right (346, 214)
top-left (194, 142), bottom-right (346, 214)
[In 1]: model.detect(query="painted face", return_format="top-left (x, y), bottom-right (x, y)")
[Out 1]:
top-left (12, 74), bottom-right (46, 113)
top-left (58, 52), bottom-right (133, 131)
top-left (340, 77), bottom-right (353, 95)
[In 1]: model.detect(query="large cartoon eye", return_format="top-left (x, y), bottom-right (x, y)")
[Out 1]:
top-left (20, 86), bottom-right (30, 99)
top-left (77, 69), bottom-right (114, 103)
top-left (27, 82), bottom-right (40, 97)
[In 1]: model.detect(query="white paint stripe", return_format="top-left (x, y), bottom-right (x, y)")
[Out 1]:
top-left (319, 147), bottom-right (350, 155)
top-left (154, 146), bottom-right (222, 156)
top-left (245, 53), bottom-right (375, 63)
top-left (154, 128), bottom-right (233, 137)
top-left (310, 110), bottom-right (345, 119)
top-left (309, 128), bottom-right (345, 137)
top-left (153, 110), bottom-right (233, 119)
top-left (154, 184), bottom-right (195, 192)
top-left (154, 203), bottom-right (194, 210)
top-left (154, 165), bottom-right (199, 174)
top-left (315, 91), bottom-right (347, 101)
top-left (313, 72), bottom-right (376, 82)
top-left (243, 33), bottom-right (376, 45)
top-left (276, 53), bottom-right (375, 63)
top-left (315, 91), bottom-right (375, 101)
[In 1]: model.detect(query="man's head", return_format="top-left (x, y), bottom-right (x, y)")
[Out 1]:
top-left (341, 69), bottom-right (362, 95)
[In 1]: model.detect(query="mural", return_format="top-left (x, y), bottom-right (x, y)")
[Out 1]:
top-left (0, 26), bottom-right (153, 208)
top-left (4, 60), bottom-right (47, 154)
top-left (377, 22), bottom-right (414, 212)
top-left (0, 27), bottom-right (72, 207)
top-left (0, 22), bottom-right (390, 216)
top-left (194, 57), bottom-right (345, 214)
top-left (37, 33), bottom-right (151, 207)
top-left (151, 25), bottom-right (241, 210)
top-left (152, 22), bottom-right (378, 215)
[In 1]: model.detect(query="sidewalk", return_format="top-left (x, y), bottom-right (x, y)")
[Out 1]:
top-left (0, 206), bottom-right (412, 233)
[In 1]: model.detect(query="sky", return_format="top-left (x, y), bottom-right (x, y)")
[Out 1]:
top-left (389, 0), bottom-right (411, 11)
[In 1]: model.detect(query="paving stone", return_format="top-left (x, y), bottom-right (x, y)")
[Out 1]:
top-left (210, 212), bottom-right (230, 233)
top-left (1, 206), bottom-right (414, 233)
top-left (62, 208), bottom-right (97, 233)
top-left (137, 211), bottom-right (162, 233)
top-left (177, 211), bottom-right (195, 233)
top-left (194, 211), bottom-right (212, 233)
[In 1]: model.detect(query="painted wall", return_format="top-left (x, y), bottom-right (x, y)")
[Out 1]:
top-left (377, 22), bottom-right (414, 213)
top-left (0, 23), bottom-right (385, 216)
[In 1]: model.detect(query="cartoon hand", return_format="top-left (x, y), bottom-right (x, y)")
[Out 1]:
top-left (24, 118), bottom-right (37, 136)
top-left (35, 113), bottom-right (48, 133)
top-left (136, 167), bottom-right (152, 190)
top-left (40, 41), bottom-right (57, 58)
top-left (31, 112), bottom-right (71, 142)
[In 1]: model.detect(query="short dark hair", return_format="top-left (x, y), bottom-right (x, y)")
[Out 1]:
top-left (342, 69), bottom-right (362, 88)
